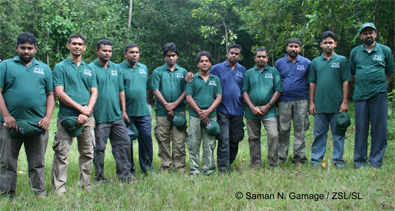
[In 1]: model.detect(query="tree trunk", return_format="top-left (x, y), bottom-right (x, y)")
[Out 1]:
top-left (221, 18), bottom-right (228, 50)
top-left (127, 0), bottom-right (133, 42)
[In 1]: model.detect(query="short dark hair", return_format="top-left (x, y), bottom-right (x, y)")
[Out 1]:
top-left (287, 38), bottom-right (301, 46)
top-left (68, 33), bottom-right (86, 44)
top-left (227, 44), bottom-right (242, 53)
top-left (254, 47), bottom-right (268, 56)
top-left (321, 31), bottom-right (337, 42)
top-left (125, 43), bottom-right (139, 53)
top-left (163, 43), bottom-right (179, 57)
top-left (17, 32), bottom-right (36, 46)
top-left (96, 40), bottom-right (112, 50)
top-left (196, 51), bottom-right (212, 63)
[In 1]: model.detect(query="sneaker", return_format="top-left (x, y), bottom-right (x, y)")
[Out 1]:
top-left (94, 179), bottom-right (107, 185)
top-left (335, 163), bottom-right (345, 168)
top-left (176, 168), bottom-right (186, 174)
top-left (189, 172), bottom-right (198, 178)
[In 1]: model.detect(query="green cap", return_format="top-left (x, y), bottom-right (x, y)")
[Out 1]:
top-left (10, 120), bottom-right (45, 137)
top-left (201, 120), bottom-right (220, 137)
top-left (335, 113), bottom-right (351, 136)
top-left (358, 22), bottom-right (377, 34)
top-left (61, 117), bottom-right (82, 137)
top-left (167, 112), bottom-right (187, 131)
top-left (125, 121), bottom-right (139, 141)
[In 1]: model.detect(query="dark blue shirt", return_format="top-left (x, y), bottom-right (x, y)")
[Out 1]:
top-left (211, 61), bottom-right (246, 116)
top-left (275, 55), bottom-right (311, 102)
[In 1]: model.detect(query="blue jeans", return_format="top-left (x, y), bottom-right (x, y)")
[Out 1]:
top-left (354, 92), bottom-right (388, 168)
top-left (128, 116), bottom-right (153, 173)
top-left (311, 113), bottom-right (345, 166)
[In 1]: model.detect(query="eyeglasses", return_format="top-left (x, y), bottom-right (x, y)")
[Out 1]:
top-left (166, 54), bottom-right (177, 57)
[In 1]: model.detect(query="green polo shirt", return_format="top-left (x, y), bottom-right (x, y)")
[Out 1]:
top-left (0, 56), bottom-right (53, 122)
top-left (151, 63), bottom-right (188, 116)
top-left (119, 61), bottom-right (150, 117)
top-left (185, 72), bottom-right (222, 118)
top-left (53, 57), bottom-right (97, 118)
top-left (349, 43), bottom-right (395, 101)
top-left (90, 60), bottom-right (124, 123)
top-left (308, 53), bottom-right (351, 113)
top-left (242, 65), bottom-right (282, 120)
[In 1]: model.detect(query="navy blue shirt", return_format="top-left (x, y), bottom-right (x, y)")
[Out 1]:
top-left (275, 55), bottom-right (311, 102)
top-left (210, 61), bottom-right (246, 116)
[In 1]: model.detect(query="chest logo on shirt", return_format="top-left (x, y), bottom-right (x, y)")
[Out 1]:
top-left (236, 71), bottom-right (243, 78)
top-left (331, 62), bottom-right (340, 68)
top-left (208, 80), bottom-right (217, 86)
top-left (265, 73), bottom-right (273, 78)
top-left (176, 73), bottom-right (184, 78)
top-left (33, 67), bottom-right (44, 75)
top-left (111, 70), bottom-right (118, 76)
top-left (139, 69), bottom-right (146, 74)
top-left (297, 65), bottom-right (305, 70)
top-left (373, 55), bottom-right (383, 61)
top-left (84, 69), bottom-right (92, 76)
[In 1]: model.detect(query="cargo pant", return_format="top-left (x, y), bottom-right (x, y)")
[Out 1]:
top-left (186, 116), bottom-right (216, 175)
top-left (51, 117), bottom-right (94, 194)
top-left (277, 100), bottom-right (309, 163)
top-left (0, 123), bottom-right (48, 197)
top-left (247, 118), bottom-right (278, 167)
top-left (154, 113), bottom-right (186, 169)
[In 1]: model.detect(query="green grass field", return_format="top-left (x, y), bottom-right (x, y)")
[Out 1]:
top-left (1, 105), bottom-right (394, 210)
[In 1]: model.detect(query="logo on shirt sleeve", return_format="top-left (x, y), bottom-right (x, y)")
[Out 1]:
top-left (111, 70), bottom-right (118, 76)
top-left (84, 69), bottom-right (92, 76)
top-left (139, 69), bottom-right (147, 74)
top-left (176, 73), bottom-right (184, 78)
top-left (208, 80), bottom-right (217, 86)
top-left (265, 73), bottom-right (273, 78)
top-left (33, 67), bottom-right (44, 75)
top-left (331, 63), bottom-right (340, 68)
top-left (373, 55), bottom-right (383, 61)
top-left (297, 65), bottom-right (305, 70)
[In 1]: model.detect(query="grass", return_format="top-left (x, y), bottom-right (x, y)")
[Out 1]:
top-left (1, 104), bottom-right (395, 210)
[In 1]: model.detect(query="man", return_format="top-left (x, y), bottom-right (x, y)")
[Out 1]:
top-left (186, 51), bottom-right (222, 177)
top-left (308, 31), bottom-right (351, 168)
top-left (0, 32), bottom-right (55, 199)
top-left (210, 44), bottom-right (246, 173)
top-left (275, 38), bottom-right (311, 165)
top-left (51, 33), bottom-right (98, 196)
top-left (119, 43), bottom-right (154, 175)
top-left (242, 47), bottom-right (282, 167)
top-left (152, 43), bottom-right (187, 173)
top-left (350, 23), bottom-right (394, 169)
top-left (90, 40), bottom-right (134, 183)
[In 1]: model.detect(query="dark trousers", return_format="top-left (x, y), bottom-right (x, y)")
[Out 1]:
top-left (0, 123), bottom-right (48, 196)
top-left (216, 112), bottom-right (244, 169)
top-left (129, 116), bottom-right (153, 173)
top-left (94, 120), bottom-right (132, 181)
top-left (354, 92), bottom-right (388, 168)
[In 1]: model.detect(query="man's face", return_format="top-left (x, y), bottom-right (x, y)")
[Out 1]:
top-left (254, 51), bottom-right (269, 68)
top-left (67, 37), bottom-right (86, 57)
top-left (320, 37), bottom-right (337, 54)
top-left (286, 42), bottom-right (301, 58)
top-left (124, 47), bottom-right (140, 64)
top-left (197, 56), bottom-right (212, 72)
top-left (96, 44), bottom-right (112, 63)
top-left (360, 28), bottom-right (377, 45)
top-left (226, 48), bottom-right (241, 64)
top-left (164, 50), bottom-right (178, 67)
top-left (15, 42), bottom-right (37, 64)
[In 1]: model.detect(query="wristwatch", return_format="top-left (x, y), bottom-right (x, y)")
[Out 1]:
top-left (269, 101), bottom-right (274, 106)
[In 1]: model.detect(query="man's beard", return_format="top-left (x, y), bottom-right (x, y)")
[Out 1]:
top-left (364, 38), bottom-right (375, 45)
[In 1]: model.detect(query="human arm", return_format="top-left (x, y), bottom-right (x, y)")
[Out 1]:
top-left (120, 91), bottom-right (129, 121)
top-left (339, 81), bottom-right (349, 113)
top-left (38, 92), bottom-right (55, 130)
top-left (243, 92), bottom-right (263, 116)
top-left (0, 89), bottom-right (17, 131)
top-left (185, 72), bottom-right (194, 82)
top-left (387, 75), bottom-right (393, 87)
top-left (186, 95), bottom-right (203, 122)
top-left (259, 91), bottom-right (281, 116)
top-left (309, 83), bottom-right (316, 115)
